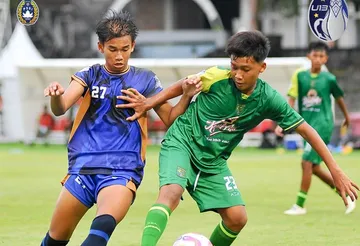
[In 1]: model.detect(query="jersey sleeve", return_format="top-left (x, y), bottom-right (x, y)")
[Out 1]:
top-left (268, 92), bottom-right (305, 132)
top-left (143, 75), bottom-right (163, 97)
top-left (330, 75), bottom-right (344, 99)
top-left (287, 68), bottom-right (302, 98)
top-left (188, 66), bottom-right (229, 93)
top-left (71, 66), bottom-right (92, 88)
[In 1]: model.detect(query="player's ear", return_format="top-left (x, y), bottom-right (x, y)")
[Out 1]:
top-left (306, 52), bottom-right (311, 60)
top-left (131, 41), bottom-right (136, 52)
top-left (98, 41), bottom-right (104, 53)
top-left (259, 62), bottom-right (267, 73)
top-left (323, 54), bottom-right (329, 63)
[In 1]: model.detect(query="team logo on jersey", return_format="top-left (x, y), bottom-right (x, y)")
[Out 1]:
top-left (176, 166), bottom-right (186, 178)
top-left (308, 0), bottom-right (348, 41)
top-left (303, 89), bottom-right (322, 108)
top-left (236, 104), bottom-right (245, 114)
top-left (17, 0), bottom-right (39, 26)
top-left (205, 116), bottom-right (239, 137)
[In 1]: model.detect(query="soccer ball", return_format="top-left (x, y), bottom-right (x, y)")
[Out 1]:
top-left (173, 233), bottom-right (213, 246)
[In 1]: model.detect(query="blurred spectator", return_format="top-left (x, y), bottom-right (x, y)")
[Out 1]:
top-left (32, 105), bottom-right (55, 146)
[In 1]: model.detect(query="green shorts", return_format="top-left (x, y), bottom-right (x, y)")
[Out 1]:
top-left (302, 134), bottom-right (331, 165)
top-left (159, 140), bottom-right (245, 212)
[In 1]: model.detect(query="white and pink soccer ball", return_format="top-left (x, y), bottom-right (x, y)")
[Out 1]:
top-left (173, 233), bottom-right (213, 246)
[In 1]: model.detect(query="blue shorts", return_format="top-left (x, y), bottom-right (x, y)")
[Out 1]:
top-left (62, 174), bottom-right (138, 208)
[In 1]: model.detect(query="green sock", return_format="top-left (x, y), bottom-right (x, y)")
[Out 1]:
top-left (141, 204), bottom-right (171, 246)
top-left (296, 190), bottom-right (308, 208)
top-left (210, 221), bottom-right (239, 246)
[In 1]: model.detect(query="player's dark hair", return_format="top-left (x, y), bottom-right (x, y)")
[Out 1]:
top-left (225, 31), bottom-right (271, 63)
top-left (96, 10), bottom-right (138, 44)
top-left (308, 41), bottom-right (329, 54)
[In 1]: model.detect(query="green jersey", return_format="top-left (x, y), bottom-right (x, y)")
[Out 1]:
top-left (164, 66), bottom-right (304, 174)
top-left (288, 69), bottom-right (344, 135)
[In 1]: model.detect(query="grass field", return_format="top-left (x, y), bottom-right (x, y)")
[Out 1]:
top-left (0, 144), bottom-right (359, 246)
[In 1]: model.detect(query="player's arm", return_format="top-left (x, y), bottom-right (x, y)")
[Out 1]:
top-left (336, 97), bottom-right (351, 128)
top-left (153, 77), bottom-right (202, 127)
top-left (153, 99), bottom-right (191, 127)
top-left (116, 76), bottom-right (201, 121)
top-left (295, 122), bottom-right (359, 204)
top-left (270, 92), bottom-right (359, 205)
top-left (120, 77), bottom-right (202, 125)
top-left (330, 75), bottom-right (349, 127)
top-left (44, 80), bottom-right (85, 116)
top-left (117, 78), bottom-right (184, 112)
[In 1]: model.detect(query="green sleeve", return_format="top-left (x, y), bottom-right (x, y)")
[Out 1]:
top-left (188, 66), bottom-right (230, 93)
top-left (267, 92), bottom-right (304, 132)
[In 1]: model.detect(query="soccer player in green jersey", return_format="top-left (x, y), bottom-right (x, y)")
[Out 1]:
top-left (274, 42), bottom-right (355, 215)
top-left (117, 31), bottom-right (358, 246)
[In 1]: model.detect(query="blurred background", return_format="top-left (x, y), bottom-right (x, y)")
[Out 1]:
top-left (1, 1), bottom-right (360, 245)
top-left (0, 0), bottom-right (360, 150)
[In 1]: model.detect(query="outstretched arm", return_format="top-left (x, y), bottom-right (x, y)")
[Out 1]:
top-left (116, 76), bottom-right (201, 121)
top-left (295, 122), bottom-right (359, 205)
top-left (118, 77), bottom-right (202, 125)
top-left (154, 77), bottom-right (202, 127)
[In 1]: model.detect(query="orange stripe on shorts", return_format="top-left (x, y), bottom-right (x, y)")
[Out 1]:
top-left (60, 174), bottom-right (70, 186)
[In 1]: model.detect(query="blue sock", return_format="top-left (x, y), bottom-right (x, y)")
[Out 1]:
top-left (81, 214), bottom-right (117, 246)
top-left (40, 232), bottom-right (69, 246)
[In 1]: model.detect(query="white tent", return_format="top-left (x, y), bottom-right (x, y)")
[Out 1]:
top-left (0, 23), bottom-right (43, 141)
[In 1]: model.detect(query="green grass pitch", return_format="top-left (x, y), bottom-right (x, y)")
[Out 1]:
top-left (0, 144), bottom-right (359, 245)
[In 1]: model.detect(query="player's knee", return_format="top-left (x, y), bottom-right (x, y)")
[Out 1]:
top-left (91, 214), bottom-right (117, 234)
top-left (48, 219), bottom-right (76, 241)
top-left (158, 184), bottom-right (184, 211)
top-left (301, 160), bottom-right (313, 174)
top-left (226, 213), bottom-right (247, 231)
top-left (312, 165), bottom-right (321, 176)
top-left (41, 232), bottom-right (69, 246)
top-left (221, 207), bottom-right (248, 232)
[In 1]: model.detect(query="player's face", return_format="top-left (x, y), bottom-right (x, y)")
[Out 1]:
top-left (98, 35), bottom-right (135, 73)
top-left (230, 56), bottom-right (266, 95)
top-left (307, 50), bottom-right (328, 70)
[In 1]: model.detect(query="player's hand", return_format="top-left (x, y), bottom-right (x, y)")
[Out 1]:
top-left (44, 82), bottom-right (65, 97)
top-left (274, 125), bottom-right (284, 137)
top-left (331, 169), bottom-right (359, 206)
top-left (116, 88), bottom-right (147, 121)
top-left (182, 76), bottom-right (202, 97)
top-left (342, 117), bottom-right (350, 129)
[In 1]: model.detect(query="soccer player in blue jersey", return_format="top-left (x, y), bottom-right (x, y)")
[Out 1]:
top-left (40, 11), bottom-right (201, 246)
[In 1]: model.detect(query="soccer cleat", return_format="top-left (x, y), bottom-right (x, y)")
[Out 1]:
top-left (345, 196), bottom-right (356, 214)
top-left (284, 204), bottom-right (307, 215)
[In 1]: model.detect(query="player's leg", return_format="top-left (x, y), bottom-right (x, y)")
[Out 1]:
top-left (41, 175), bottom-right (92, 245)
top-left (188, 167), bottom-right (245, 246)
top-left (311, 135), bottom-right (335, 189)
top-left (284, 142), bottom-right (316, 215)
top-left (214, 206), bottom-right (247, 246)
top-left (141, 142), bottom-right (190, 246)
top-left (81, 175), bottom-right (136, 246)
top-left (312, 164), bottom-right (335, 188)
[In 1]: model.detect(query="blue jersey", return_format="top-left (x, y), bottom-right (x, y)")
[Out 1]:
top-left (67, 64), bottom-right (162, 183)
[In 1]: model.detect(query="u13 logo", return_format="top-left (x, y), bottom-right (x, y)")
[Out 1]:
top-left (308, 0), bottom-right (349, 41)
